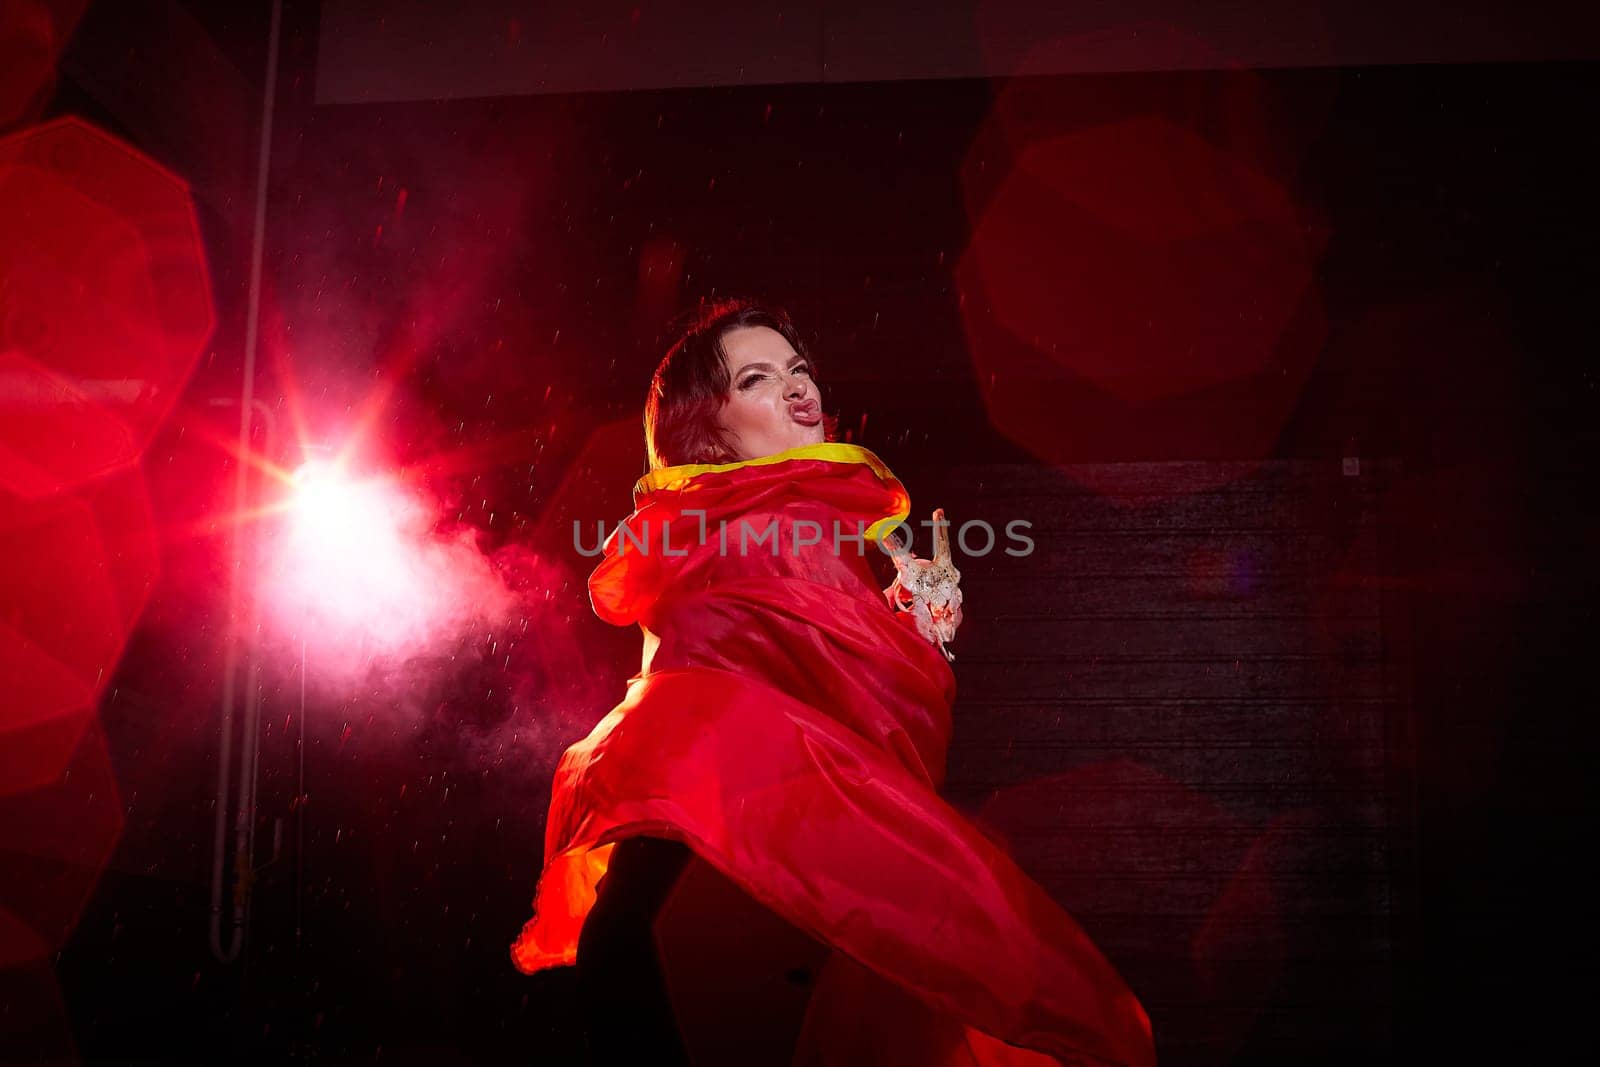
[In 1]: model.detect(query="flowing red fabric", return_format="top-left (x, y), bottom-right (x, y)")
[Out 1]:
top-left (510, 443), bottom-right (1154, 1066)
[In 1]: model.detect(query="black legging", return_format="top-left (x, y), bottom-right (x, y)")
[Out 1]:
top-left (576, 835), bottom-right (697, 1063)
top-left (574, 835), bottom-right (830, 1065)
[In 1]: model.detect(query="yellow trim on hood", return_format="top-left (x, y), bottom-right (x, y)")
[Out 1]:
top-left (633, 442), bottom-right (910, 544)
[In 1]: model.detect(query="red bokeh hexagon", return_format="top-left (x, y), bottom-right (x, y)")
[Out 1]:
top-left (0, 116), bottom-right (214, 498)
top-left (0, 467), bottom-right (156, 797)
top-left (965, 118), bottom-right (1322, 408)
top-left (956, 104), bottom-right (1332, 503)
top-left (0, 713), bottom-right (124, 969)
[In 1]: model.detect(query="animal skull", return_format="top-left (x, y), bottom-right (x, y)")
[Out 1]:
top-left (883, 507), bottom-right (964, 662)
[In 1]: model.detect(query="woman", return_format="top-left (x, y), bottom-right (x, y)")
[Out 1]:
top-left (511, 300), bottom-right (1154, 1066)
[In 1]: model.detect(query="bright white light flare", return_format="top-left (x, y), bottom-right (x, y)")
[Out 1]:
top-left (261, 459), bottom-right (508, 664)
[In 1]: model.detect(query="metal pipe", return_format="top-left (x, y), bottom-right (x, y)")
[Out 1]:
top-left (208, 0), bottom-right (283, 966)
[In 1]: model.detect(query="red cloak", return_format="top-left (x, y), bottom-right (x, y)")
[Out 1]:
top-left (510, 443), bottom-right (1154, 1066)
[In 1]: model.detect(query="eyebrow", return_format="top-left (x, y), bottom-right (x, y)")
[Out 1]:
top-left (736, 356), bottom-right (808, 374)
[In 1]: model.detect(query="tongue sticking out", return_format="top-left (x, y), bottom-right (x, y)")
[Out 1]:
top-left (791, 401), bottom-right (822, 426)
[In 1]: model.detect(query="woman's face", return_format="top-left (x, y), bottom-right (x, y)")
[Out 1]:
top-left (717, 325), bottom-right (825, 461)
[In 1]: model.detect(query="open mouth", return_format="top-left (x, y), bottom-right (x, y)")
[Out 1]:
top-left (789, 400), bottom-right (822, 426)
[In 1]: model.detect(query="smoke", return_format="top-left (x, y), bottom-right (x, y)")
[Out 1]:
top-left (215, 99), bottom-right (623, 831)
top-left (257, 465), bottom-right (501, 665)
top-left (245, 462), bottom-right (614, 775)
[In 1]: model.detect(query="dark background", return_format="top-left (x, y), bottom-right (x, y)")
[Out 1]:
top-left (2, 1), bottom-right (1595, 1064)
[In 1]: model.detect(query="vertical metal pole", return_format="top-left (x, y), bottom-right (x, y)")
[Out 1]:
top-left (295, 630), bottom-right (306, 950)
top-left (209, 0), bottom-right (283, 965)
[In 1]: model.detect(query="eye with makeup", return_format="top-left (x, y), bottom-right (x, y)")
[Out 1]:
top-left (737, 361), bottom-right (811, 390)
